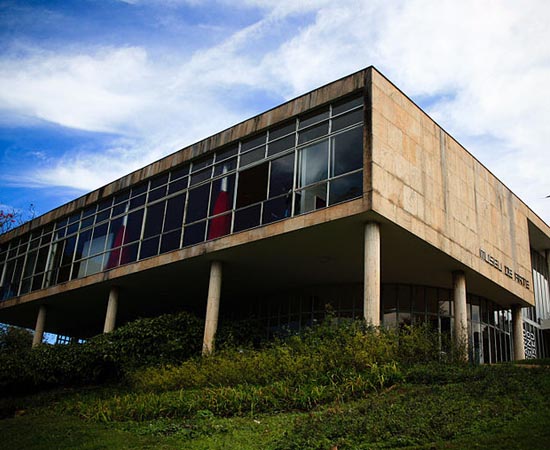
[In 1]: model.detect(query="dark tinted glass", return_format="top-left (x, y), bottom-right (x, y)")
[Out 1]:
top-left (186, 184), bottom-right (210, 223)
top-left (143, 202), bottom-right (165, 238)
top-left (139, 237), bottom-right (159, 259)
top-left (332, 127), bottom-right (363, 176)
top-left (125, 209), bottom-right (144, 242)
top-left (129, 193), bottom-right (146, 209)
top-left (183, 221), bottom-right (206, 247)
top-left (160, 230), bottom-right (181, 253)
top-left (332, 109), bottom-right (363, 131)
top-left (298, 121), bottom-right (329, 144)
top-left (262, 196), bottom-right (290, 224)
top-left (216, 145), bottom-right (238, 162)
top-left (214, 158), bottom-right (236, 176)
top-left (168, 177), bottom-right (188, 194)
top-left (267, 134), bottom-right (294, 156)
top-left (191, 155), bottom-right (213, 172)
top-left (150, 173), bottom-right (169, 189)
top-left (239, 147), bottom-right (265, 167)
top-left (132, 183), bottom-right (148, 196)
top-left (148, 186), bottom-right (166, 202)
top-left (171, 164), bottom-right (189, 180)
top-left (269, 121), bottom-right (295, 140)
top-left (234, 205), bottom-right (261, 232)
top-left (241, 133), bottom-right (266, 152)
top-left (269, 153), bottom-right (294, 198)
top-left (332, 95), bottom-right (362, 115)
top-left (75, 229), bottom-right (92, 259)
top-left (163, 194), bottom-right (186, 232)
top-left (299, 108), bottom-right (329, 129)
top-left (236, 163), bottom-right (268, 208)
top-left (329, 172), bottom-right (362, 205)
top-left (190, 167), bottom-right (212, 186)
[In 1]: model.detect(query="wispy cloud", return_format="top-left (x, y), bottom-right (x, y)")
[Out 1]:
top-left (1, 0), bottom-right (549, 222)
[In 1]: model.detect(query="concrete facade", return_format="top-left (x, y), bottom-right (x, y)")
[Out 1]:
top-left (0, 67), bottom-right (549, 361)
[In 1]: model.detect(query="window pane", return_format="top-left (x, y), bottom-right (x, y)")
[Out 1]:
top-left (262, 196), bottom-right (290, 224)
top-left (269, 153), bottom-right (294, 198)
top-left (332, 127), bottom-right (363, 176)
top-left (89, 223), bottom-right (109, 256)
top-left (143, 202), bottom-right (165, 238)
top-left (35, 247), bottom-right (49, 274)
top-left (163, 193), bottom-right (186, 232)
top-left (207, 213), bottom-right (231, 240)
top-left (216, 145), bottom-right (238, 162)
top-left (299, 108), bottom-right (329, 129)
top-left (125, 209), bottom-right (144, 243)
top-left (268, 134), bottom-right (295, 156)
top-left (332, 95), bottom-right (362, 115)
top-left (298, 121), bottom-right (329, 145)
top-left (150, 173), bottom-right (169, 189)
top-left (239, 147), bottom-right (265, 167)
top-left (132, 183), bottom-right (148, 197)
top-left (106, 218), bottom-right (124, 251)
top-left (191, 155), bottom-right (213, 172)
top-left (168, 177), bottom-right (188, 195)
top-left (75, 229), bottom-right (93, 260)
top-left (210, 174), bottom-right (235, 216)
top-left (190, 167), bottom-right (212, 186)
top-left (295, 183), bottom-right (327, 215)
top-left (183, 221), bottom-right (206, 247)
top-left (121, 243), bottom-right (139, 265)
top-left (332, 109), bottom-right (363, 131)
top-left (270, 121), bottom-right (295, 140)
top-left (130, 194), bottom-right (146, 209)
top-left (241, 133), bottom-right (266, 152)
top-left (86, 254), bottom-right (104, 276)
top-left (236, 163), bottom-right (268, 208)
top-left (234, 205), bottom-right (261, 232)
top-left (329, 172), bottom-right (362, 205)
top-left (139, 237), bottom-right (160, 259)
top-left (214, 158), bottom-right (236, 176)
top-left (160, 230), bottom-right (181, 253)
top-left (186, 184), bottom-right (211, 224)
top-left (298, 140), bottom-right (328, 187)
top-left (148, 186), bottom-right (167, 202)
top-left (171, 164), bottom-right (189, 181)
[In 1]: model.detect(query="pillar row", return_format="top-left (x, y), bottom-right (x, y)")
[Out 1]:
top-left (363, 222), bottom-right (380, 326)
top-left (452, 271), bottom-right (468, 360)
top-left (103, 286), bottom-right (119, 333)
top-left (32, 305), bottom-right (47, 347)
top-left (512, 305), bottom-right (525, 361)
top-left (202, 261), bottom-right (223, 355)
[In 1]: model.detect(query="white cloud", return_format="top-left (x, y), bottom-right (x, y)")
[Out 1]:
top-left (1, 0), bottom-right (550, 222)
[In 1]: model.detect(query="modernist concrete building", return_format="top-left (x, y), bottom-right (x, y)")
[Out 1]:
top-left (1, 67), bottom-right (549, 361)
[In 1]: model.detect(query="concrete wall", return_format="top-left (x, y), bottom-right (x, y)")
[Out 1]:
top-left (370, 69), bottom-right (542, 306)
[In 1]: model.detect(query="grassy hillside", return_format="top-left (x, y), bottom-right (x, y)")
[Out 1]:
top-left (1, 319), bottom-right (549, 449)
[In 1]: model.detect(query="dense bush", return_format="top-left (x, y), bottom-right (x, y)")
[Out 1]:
top-left (0, 311), bottom-right (204, 395)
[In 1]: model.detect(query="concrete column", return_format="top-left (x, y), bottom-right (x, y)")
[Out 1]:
top-left (512, 305), bottom-right (525, 361)
top-left (363, 222), bottom-right (380, 326)
top-left (452, 271), bottom-right (468, 359)
top-left (32, 305), bottom-right (46, 347)
top-left (202, 261), bottom-right (222, 355)
top-left (103, 286), bottom-right (119, 333)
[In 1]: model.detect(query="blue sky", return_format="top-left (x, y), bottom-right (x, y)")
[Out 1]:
top-left (1, 0), bottom-right (550, 223)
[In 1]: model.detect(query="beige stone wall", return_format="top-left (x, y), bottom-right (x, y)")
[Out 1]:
top-left (370, 68), bottom-right (540, 305)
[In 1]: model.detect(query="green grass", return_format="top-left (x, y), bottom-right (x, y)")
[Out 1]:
top-left (1, 364), bottom-right (549, 449)
top-left (1, 323), bottom-right (550, 449)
